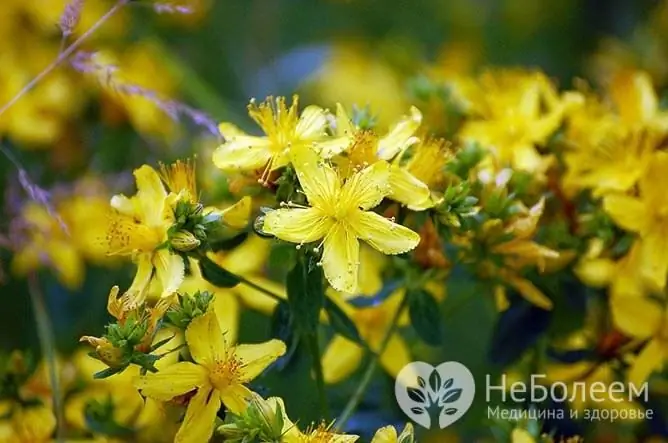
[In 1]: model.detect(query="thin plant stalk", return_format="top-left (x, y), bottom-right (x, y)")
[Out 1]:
top-left (334, 293), bottom-right (409, 431)
top-left (27, 273), bottom-right (64, 442)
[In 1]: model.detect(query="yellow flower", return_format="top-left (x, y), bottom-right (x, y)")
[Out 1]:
top-left (612, 295), bottom-right (668, 386)
top-left (481, 198), bottom-right (559, 310)
top-left (318, 104), bottom-right (430, 208)
top-left (11, 202), bottom-right (84, 289)
top-left (561, 89), bottom-right (655, 197)
top-left (283, 422), bottom-right (359, 443)
top-left (107, 165), bottom-right (184, 304)
top-left (608, 69), bottom-right (668, 131)
top-left (303, 42), bottom-right (409, 128)
top-left (135, 311), bottom-right (286, 443)
top-left (179, 235), bottom-right (285, 344)
top-left (371, 424), bottom-right (414, 443)
top-left (603, 151), bottom-right (668, 291)
top-left (92, 42), bottom-right (179, 138)
top-left (459, 70), bottom-right (580, 174)
top-left (321, 291), bottom-right (412, 384)
top-left (0, 404), bottom-right (55, 443)
top-left (262, 145), bottom-right (421, 292)
top-left (159, 158), bottom-right (198, 203)
top-left (213, 95), bottom-right (329, 180)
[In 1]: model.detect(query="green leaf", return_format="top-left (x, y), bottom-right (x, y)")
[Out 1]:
top-left (286, 255), bottom-right (324, 335)
top-left (407, 288), bottom-right (444, 346)
top-left (323, 297), bottom-right (363, 345)
top-left (270, 302), bottom-right (301, 371)
top-left (199, 255), bottom-right (240, 288)
top-left (93, 366), bottom-right (126, 379)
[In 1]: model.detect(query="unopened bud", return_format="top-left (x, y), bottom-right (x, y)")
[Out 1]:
top-left (171, 231), bottom-right (201, 252)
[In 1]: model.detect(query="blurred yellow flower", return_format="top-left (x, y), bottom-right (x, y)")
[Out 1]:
top-left (460, 70), bottom-right (580, 175)
top-left (11, 202), bottom-right (84, 289)
top-left (135, 311), bottom-right (286, 443)
top-left (179, 235), bottom-right (284, 344)
top-left (0, 404), bottom-right (55, 443)
top-left (321, 291), bottom-right (411, 384)
top-left (305, 43), bottom-right (409, 127)
top-left (612, 295), bottom-right (668, 386)
top-left (263, 145), bottom-right (420, 292)
top-left (603, 151), bottom-right (668, 292)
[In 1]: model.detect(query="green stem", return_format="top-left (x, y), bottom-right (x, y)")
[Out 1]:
top-left (27, 273), bottom-right (64, 442)
top-left (306, 331), bottom-right (330, 419)
top-left (334, 293), bottom-right (409, 431)
top-left (234, 274), bottom-right (285, 304)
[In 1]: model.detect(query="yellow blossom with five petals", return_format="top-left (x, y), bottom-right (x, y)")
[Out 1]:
top-left (135, 311), bottom-right (286, 443)
top-left (262, 145), bottom-right (421, 292)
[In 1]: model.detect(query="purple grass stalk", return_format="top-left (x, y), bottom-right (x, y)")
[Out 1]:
top-left (59, 0), bottom-right (85, 37)
top-left (0, 145), bottom-right (69, 235)
top-left (71, 51), bottom-right (221, 138)
top-left (153, 3), bottom-right (194, 14)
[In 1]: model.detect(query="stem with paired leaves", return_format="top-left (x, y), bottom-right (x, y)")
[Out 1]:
top-left (334, 292), bottom-right (409, 431)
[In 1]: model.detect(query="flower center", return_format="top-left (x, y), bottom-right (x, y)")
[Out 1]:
top-left (209, 357), bottom-right (243, 391)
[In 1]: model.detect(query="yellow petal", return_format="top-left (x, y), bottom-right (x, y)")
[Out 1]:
top-left (574, 258), bottom-right (616, 288)
top-left (397, 423), bottom-right (414, 441)
top-left (640, 151), bottom-right (668, 208)
top-left (134, 165), bottom-right (168, 227)
top-left (611, 295), bottom-right (663, 339)
top-left (263, 208), bottom-right (333, 243)
top-left (350, 210), bottom-right (420, 255)
top-left (175, 386), bottom-right (221, 443)
top-left (233, 275), bottom-right (284, 314)
top-left (186, 311), bottom-right (228, 368)
top-left (212, 124), bottom-right (272, 171)
top-left (603, 195), bottom-right (645, 233)
top-left (639, 229), bottom-right (668, 291)
top-left (125, 254), bottom-right (154, 306)
top-left (340, 161), bottom-right (390, 211)
top-left (388, 166), bottom-right (430, 208)
top-left (335, 103), bottom-right (355, 136)
top-left (506, 275), bottom-right (553, 310)
top-left (322, 335), bottom-right (364, 384)
top-left (213, 291), bottom-right (240, 345)
top-left (49, 243), bottom-right (84, 289)
top-left (218, 234), bottom-right (270, 275)
top-left (220, 383), bottom-right (254, 415)
top-left (134, 362), bottom-right (208, 401)
top-left (295, 105), bottom-right (328, 139)
top-left (511, 428), bottom-right (535, 443)
top-left (154, 249), bottom-right (185, 298)
top-left (322, 222), bottom-right (360, 293)
top-left (628, 339), bottom-right (665, 387)
top-left (234, 339), bottom-right (287, 382)
top-left (379, 333), bottom-right (412, 381)
top-left (317, 136), bottom-right (352, 159)
top-left (290, 144), bottom-right (340, 209)
top-left (377, 106), bottom-right (422, 160)
top-left (11, 248), bottom-right (40, 277)
top-left (371, 426), bottom-right (398, 443)
top-left (218, 196), bottom-right (252, 230)
top-left (611, 70), bottom-right (658, 125)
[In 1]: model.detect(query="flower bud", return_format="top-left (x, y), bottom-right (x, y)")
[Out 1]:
top-left (170, 231), bottom-right (201, 252)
